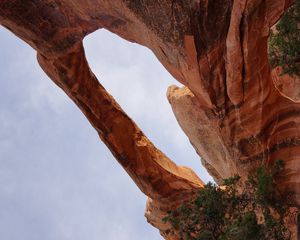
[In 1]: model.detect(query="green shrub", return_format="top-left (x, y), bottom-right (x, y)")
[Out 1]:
top-left (268, 0), bottom-right (300, 77)
top-left (163, 160), bottom-right (291, 240)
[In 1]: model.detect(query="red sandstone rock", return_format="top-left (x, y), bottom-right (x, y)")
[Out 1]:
top-left (0, 0), bottom-right (299, 238)
top-left (272, 67), bottom-right (300, 103)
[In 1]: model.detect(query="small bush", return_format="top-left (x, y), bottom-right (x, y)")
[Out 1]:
top-left (163, 160), bottom-right (291, 240)
top-left (268, 0), bottom-right (300, 77)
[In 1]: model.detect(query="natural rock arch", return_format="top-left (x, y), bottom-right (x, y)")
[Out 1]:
top-left (0, 0), bottom-right (298, 239)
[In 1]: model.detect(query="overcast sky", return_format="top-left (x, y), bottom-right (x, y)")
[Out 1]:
top-left (0, 27), bottom-right (213, 240)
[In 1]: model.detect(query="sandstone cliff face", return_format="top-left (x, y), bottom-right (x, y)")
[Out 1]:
top-left (0, 0), bottom-right (298, 239)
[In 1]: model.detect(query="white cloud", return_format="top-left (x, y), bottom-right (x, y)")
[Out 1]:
top-left (0, 26), bottom-right (213, 240)
top-left (84, 29), bottom-right (213, 181)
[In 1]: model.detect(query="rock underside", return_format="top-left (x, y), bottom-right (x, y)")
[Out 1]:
top-left (0, 0), bottom-right (299, 239)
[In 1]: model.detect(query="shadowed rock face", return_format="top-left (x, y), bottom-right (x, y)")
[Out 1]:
top-left (0, 0), bottom-right (298, 238)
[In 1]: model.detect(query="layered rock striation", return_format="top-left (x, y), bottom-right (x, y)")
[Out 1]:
top-left (0, 0), bottom-right (298, 238)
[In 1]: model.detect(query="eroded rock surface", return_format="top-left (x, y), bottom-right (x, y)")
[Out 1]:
top-left (0, 0), bottom-right (299, 238)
